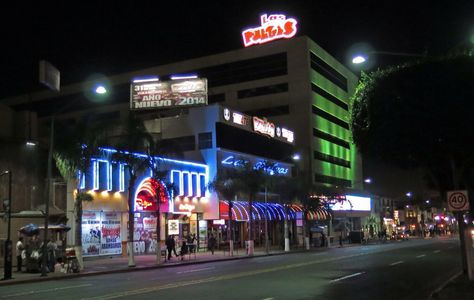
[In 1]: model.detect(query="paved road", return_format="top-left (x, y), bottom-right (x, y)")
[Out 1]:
top-left (0, 238), bottom-right (460, 300)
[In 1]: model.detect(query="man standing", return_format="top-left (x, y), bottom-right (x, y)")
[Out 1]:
top-left (165, 235), bottom-right (177, 260)
top-left (16, 237), bottom-right (24, 272)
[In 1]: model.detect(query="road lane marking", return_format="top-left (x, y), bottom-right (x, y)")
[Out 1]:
top-left (416, 254), bottom-right (426, 258)
top-left (433, 250), bottom-right (441, 253)
top-left (177, 267), bottom-right (215, 274)
top-left (262, 298), bottom-right (274, 300)
top-left (389, 261), bottom-right (404, 266)
top-left (330, 272), bottom-right (365, 283)
top-left (2, 284), bottom-right (92, 298)
top-left (82, 252), bottom-right (372, 299)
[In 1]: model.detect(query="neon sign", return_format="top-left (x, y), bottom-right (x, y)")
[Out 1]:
top-left (253, 116), bottom-right (275, 137)
top-left (178, 203), bottom-right (196, 216)
top-left (242, 14), bottom-right (298, 47)
top-left (220, 155), bottom-right (288, 175)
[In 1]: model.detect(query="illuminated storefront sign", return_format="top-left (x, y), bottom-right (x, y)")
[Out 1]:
top-left (220, 155), bottom-right (289, 175)
top-left (253, 116), bottom-right (275, 137)
top-left (330, 195), bottom-right (371, 211)
top-left (178, 203), bottom-right (196, 216)
top-left (168, 220), bottom-right (180, 235)
top-left (233, 112), bottom-right (250, 126)
top-left (130, 78), bottom-right (208, 110)
top-left (242, 14), bottom-right (298, 47)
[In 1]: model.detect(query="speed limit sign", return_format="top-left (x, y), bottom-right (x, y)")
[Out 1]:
top-left (447, 190), bottom-right (470, 211)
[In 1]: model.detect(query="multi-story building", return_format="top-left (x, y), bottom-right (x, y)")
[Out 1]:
top-left (3, 35), bottom-right (362, 192)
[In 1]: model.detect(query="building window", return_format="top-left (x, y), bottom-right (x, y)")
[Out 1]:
top-left (237, 83), bottom-right (288, 99)
top-left (314, 151), bottom-right (351, 168)
top-left (312, 105), bottom-right (349, 130)
top-left (198, 132), bottom-right (213, 149)
top-left (313, 128), bottom-right (350, 149)
top-left (208, 93), bottom-right (225, 104)
top-left (314, 173), bottom-right (351, 187)
top-left (182, 53), bottom-right (288, 87)
top-left (311, 83), bottom-right (348, 111)
top-left (244, 105), bottom-right (290, 118)
top-left (161, 135), bottom-right (196, 152)
top-left (310, 52), bottom-right (348, 92)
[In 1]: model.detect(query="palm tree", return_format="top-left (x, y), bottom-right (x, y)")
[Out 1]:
top-left (232, 160), bottom-right (268, 256)
top-left (148, 152), bottom-right (176, 265)
top-left (53, 120), bottom-right (106, 270)
top-left (110, 115), bottom-right (153, 267)
top-left (208, 167), bottom-right (241, 256)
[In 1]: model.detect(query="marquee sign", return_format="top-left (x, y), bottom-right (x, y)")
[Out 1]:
top-left (242, 14), bottom-right (298, 47)
top-left (130, 78), bottom-right (208, 110)
top-left (253, 116), bottom-right (275, 137)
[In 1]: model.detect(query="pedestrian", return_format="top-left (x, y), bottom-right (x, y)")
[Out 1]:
top-left (320, 233), bottom-right (326, 247)
top-left (208, 234), bottom-right (217, 255)
top-left (16, 237), bottom-right (25, 272)
top-left (47, 240), bottom-right (57, 272)
top-left (179, 239), bottom-right (188, 260)
top-left (165, 235), bottom-right (178, 260)
top-left (339, 233), bottom-right (343, 248)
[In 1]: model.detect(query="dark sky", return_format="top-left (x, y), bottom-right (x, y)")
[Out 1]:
top-left (1, 1), bottom-right (472, 98)
top-left (1, 1), bottom-right (471, 197)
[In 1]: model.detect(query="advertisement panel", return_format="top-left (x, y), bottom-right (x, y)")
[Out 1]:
top-left (130, 78), bottom-right (208, 110)
top-left (82, 211), bottom-right (122, 257)
top-left (134, 213), bottom-right (158, 255)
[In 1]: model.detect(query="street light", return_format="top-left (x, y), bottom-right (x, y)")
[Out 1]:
top-left (41, 83), bottom-right (108, 276)
top-left (1, 170), bottom-right (12, 280)
top-left (351, 51), bottom-right (426, 65)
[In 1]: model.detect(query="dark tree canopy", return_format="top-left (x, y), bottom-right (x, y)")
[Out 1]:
top-left (351, 55), bottom-right (474, 193)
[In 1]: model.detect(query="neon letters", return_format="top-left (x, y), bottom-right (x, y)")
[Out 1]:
top-left (242, 14), bottom-right (298, 47)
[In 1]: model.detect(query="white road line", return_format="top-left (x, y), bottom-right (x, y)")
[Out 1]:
top-left (261, 298), bottom-right (274, 300)
top-left (2, 284), bottom-right (92, 298)
top-left (433, 250), bottom-right (441, 253)
top-left (312, 252), bottom-right (326, 256)
top-left (330, 272), bottom-right (365, 283)
top-left (416, 254), bottom-right (426, 258)
top-left (177, 267), bottom-right (215, 274)
top-left (389, 261), bottom-right (404, 266)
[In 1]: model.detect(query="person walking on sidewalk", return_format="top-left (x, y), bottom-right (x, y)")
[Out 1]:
top-left (166, 235), bottom-right (178, 260)
top-left (16, 237), bottom-right (25, 272)
top-left (208, 234), bottom-right (217, 255)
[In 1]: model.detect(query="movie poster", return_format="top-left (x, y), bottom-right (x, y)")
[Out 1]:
top-left (100, 212), bottom-right (122, 255)
top-left (82, 212), bottom-right (101, 256)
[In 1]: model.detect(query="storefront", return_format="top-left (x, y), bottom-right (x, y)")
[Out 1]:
top-left (70, 148), bottom-right (212, 257)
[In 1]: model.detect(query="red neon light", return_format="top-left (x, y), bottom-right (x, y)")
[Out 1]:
top-left (242, 14), bottom-right (298, 47)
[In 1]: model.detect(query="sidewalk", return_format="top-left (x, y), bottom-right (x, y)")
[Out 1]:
top-left (0, 245), bottom-right (308, 286)
top-left (429, 272), bottom-right (474, 299)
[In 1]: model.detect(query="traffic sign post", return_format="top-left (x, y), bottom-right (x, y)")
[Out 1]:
top-left (447, 190), bottom-right (470, 274)
top-left (447, 190), bottom-right (470, 211)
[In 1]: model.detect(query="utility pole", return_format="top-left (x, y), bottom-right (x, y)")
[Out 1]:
top-left (2, 170), bottom-right (12, 280)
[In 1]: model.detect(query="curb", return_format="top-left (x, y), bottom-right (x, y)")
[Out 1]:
top-left (428, 270), bottom-right (463, 299)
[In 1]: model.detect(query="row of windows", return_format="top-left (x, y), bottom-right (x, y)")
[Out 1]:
top-left (312, 128), bottom-right (350, 149)
top-left (314, 173), bottom-right (352, 187)
top-left (237, 83), bottom-right (288, 99)
top-left (208, 93), bottom-right (226, 104)
top-left (311, 83), bottom-right (348, 111)
top-left (244, 105), bottom-right (290, 118)
top-left (185, 53), bottom-right (288, 87)
top-left (310, 52), bottom-right (348, 92)
top-left (313, 151), bottom-right (351, 168)
top-left (312, 105), bottom-right (349, 130)
top-left (160, 132), bottom-right (213, 153)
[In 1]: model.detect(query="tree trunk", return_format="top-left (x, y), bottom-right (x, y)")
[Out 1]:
top-left (247, 196), bottom-right (254, 256)
top-left (284, 204), bottom-right (290, 252)
top-left (303, 211), bottom-right (310, 250)
top-left (155, 209), bottom-right (162, 265)
top-left (128, 178), bottom-right (136, 267)
top-left (74, 197), bottom-right (84, 270)
top-left (228, 199), bottom-right (234, 256)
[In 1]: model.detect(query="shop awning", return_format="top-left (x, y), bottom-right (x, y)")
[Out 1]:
top-left (219, 200), bottom-right (329, 222)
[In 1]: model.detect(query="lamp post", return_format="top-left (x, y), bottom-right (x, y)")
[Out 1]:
top-left (40, 82), bottom-right (108, 276)
top-left (352, 51), bottom-right (426, 65)
top-left (1, 170), bottom-right (12, 280)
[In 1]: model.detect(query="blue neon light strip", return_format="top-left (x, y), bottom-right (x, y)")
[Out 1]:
top-left (93, 160), bottom-right (99, 190)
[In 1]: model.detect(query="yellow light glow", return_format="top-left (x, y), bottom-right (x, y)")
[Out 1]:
top-left (113, 192), bottom-right (122, 198)
top-left (175, 196), bottom-right (180, 201)
top-left (200, 197), bottom-right (208, 203)
top-left (192, 197), bottom-right (198, 203)
top-left (101, 191), bottom-right (109, 197)
top-left (88, 190), bottom-right (96, 195)
top-left (184, 197), bottom-right (189, 202)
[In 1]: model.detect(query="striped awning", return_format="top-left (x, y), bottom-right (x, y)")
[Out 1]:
top-left (219, 200), bottom-right (329, 222)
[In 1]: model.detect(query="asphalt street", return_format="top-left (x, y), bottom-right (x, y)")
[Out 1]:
top-left (0, 238), bottom-right (460, 300)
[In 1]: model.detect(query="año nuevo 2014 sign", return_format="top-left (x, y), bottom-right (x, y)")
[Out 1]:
top-left (130, 78), bottom-right (208, 110)
top-left (242, 14), bottom-right (298, 47)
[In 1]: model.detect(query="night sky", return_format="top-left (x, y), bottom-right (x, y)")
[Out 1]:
top-left (1, 1), bottom-right (472, 98)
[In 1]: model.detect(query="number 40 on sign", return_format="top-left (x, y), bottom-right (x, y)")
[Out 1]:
top-left (447, 190), bottom-right (470, 211)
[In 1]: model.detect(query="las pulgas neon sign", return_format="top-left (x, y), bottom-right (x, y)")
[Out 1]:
top-left (242, 14), bottom-right (298, 47)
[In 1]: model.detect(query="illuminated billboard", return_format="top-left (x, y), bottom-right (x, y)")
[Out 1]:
top-left (330, 195), bottom-right (371, 211)
top-left (130, 78), bottom-right (208, 110)
top-left (242, 13), bottom-right (298, 47)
